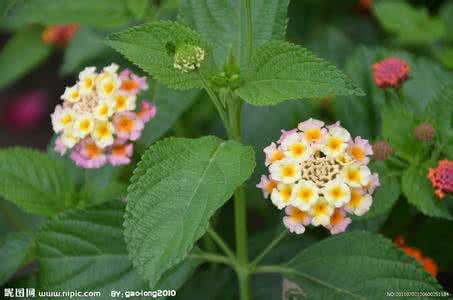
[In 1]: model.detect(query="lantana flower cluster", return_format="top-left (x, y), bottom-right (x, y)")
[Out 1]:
top-left (428, 160), bottom-right (453, 199)
top-left (42, 24), bottom-right (79, 47)
top-left (373, 57), bottom-right (410, 89)
top-left (257, 119), bottom-right (380, 235)
top-left (51, 64), bottom-right (156, 168)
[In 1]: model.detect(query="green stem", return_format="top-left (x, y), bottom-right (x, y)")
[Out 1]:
top-left (245, 0), bottom-right (253, 65)
top-left (253, 265), bottom-right (293, 274)
top-left (250, 230), bottom-right (288, 268)
top-left (188, 252), bottom-right (233, 266)
top-left (206, 226), bottom-right (236, 262)
top-left (198, 72), bottom-right (229, 130)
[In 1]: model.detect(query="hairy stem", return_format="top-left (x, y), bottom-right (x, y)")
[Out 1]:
top-left (188, 252), bottom-right (233, 267)
top-left (207, 226), bottom-right (236, 262)
top-left (233, 185), bottom-right (251, 300)
top-left (250, 230), bottom-right (288, 268)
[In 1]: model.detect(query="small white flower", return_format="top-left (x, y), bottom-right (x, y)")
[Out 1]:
top-left (270, 183), bottom-right (294, 209)
top-left (345, 188), bottom-right (372, 216)
top-left (61, 85), bottom-right (81, 103)
top-left (291, 180), bottom-right (319, 211)
top-left (112, 92), bottom-right (136, 112)
top-left (283, 206), bottom-right (311, 234)
top-left (281, 133), bottom-right (312, 162)
top-left (51, 106), bottom-right (75, 133)
top-left (93, 100), bottom-right (114, 121)
top-left (97, 77), bottom-right (120, 99)
top-left (264, 142), bottom-right (285, 166)
top-left (298, 118), bottom-right (326, 144)
top-left (310, 198), bottom-right (334, 226)
top-left (322, 179), bottom-right (351, 208)
top-left (60, 129), bottom-right (79, 149)
top-left (269, 158), bottom-right (302, 184)
top-left (78, 67), bottom-right (97, 95)
top-left (92, 121), bottom-right (114, 148)
top-left (73, 113), bottom-right (94, 138)
top-left (341, 163), bottom-right (371, 187)
top-left (103, 63), bottom-right (119, 74)
top-left (320, 126), bottom-right (351, 157)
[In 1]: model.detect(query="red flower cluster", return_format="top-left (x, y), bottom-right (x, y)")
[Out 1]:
top-left (373, 57), bottom-right (410, 88)
top-left (42, 24), bottom-right (79, 47)
top-left (428, 160), bottom-right (453, 199)
top-left (395, 237), bottom-right (438, 277)
top-left (358, 0), bottom-right (373, 12)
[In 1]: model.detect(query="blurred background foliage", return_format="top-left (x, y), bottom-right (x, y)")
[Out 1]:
top-left (0, 0), bottom-right (453, 298)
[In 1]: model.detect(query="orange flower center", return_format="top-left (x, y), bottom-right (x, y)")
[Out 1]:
top-left (121, 79), bottom-right (139, 91)
top-left (350, 146), bottom-right (365, 161)
top-left (118, 117), bottom-right (134, 133)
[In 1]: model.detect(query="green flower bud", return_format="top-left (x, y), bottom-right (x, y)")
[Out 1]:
top-left (173, 44), bottom-right (205, 73)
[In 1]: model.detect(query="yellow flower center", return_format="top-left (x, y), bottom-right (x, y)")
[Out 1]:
top-left (84, 78), bottom-right (93, 89)
top-left (330, 209), bottom-right (343, 225)
top-left (71, 90), bottom-right (80, 99)
top-left (79, 119), bottom-right (91, 131)
top-left (298, 187), bottom-right (313, 202)
top-left (291, 208), bottom-right (307, 222)
top-left (290, 143), bottom-right (305, 156)
top-left (280, 186), bottom-right (293, 201)
top-left (350, 190), bottom-right (362, 208)
top-left (347, 169), bottom-right (361, 183)
top-left (104, 82), bottom-right (115, 94)
top-left (313, 202), bottom-right (328, 215)
top-left (350, 146), bottom-right (365, 161)
top-left (271, 151), bottom-right (284, 163)
top-left (115, 95), bottom-right (127, 109)
top-left (305, 128), bottom-right (321, 141)
top-left (62, 115), bottom-right (73, 125)
top-left (329, 186), bottom-right (345, 200)
top-left (97, 125), bottom-right (110, 137)
top-left (281, 165), bottom-right (296, 178)
top-left (328, 137), bottom-right (342, 151)
top-left (266, 181), bottom-right (278, 193)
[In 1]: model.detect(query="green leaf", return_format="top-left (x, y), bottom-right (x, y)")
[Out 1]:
top-left (282, 232), bottom-right (442, 299)
top-left (434, 47), bottom-right (453, 69)
top-left (0, 231), bottom-right (34, 284)
top-left (125, 136), bottom-right (255, 288)
top-left (0, 148), bottom-right (77, 216)
top-left (440, 1), bottom-right (453, 41)
top-left (402, 164), bottom-right (452, 220)
top-left (381, 102), bottom-right (423, 159)
top-left (127, 0), bottom-right (149, 20)
top-left (37, 203), bottom-right (200, 298)
top-left (236, 41), bottom-right (364, 105)
top-left (425, 84), bottom-right (453, 147)
top-left (402, 57), bottom-right (453, 114)
top-left (0, 29), bottom-right (52, 89)
top-left (179, 0), bottom-right (289, 65)
top-left (7, 0), bottom-right (135, 28)
top-left (0, 0), bottom-right (16, 21)
top-left (61, 28), bottom-right (109, 75)
top-left (138, 83), bottom-right (200, 147)
top-left (373, 0), bottom-right (446, 45)
top-left (106, 21), bottom-right (217, 90)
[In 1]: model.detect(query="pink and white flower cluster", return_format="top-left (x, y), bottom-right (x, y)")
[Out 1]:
top-left (51, 64), bottom-right (156, 168)
top-left (257, 119), bottom-right (380, 235)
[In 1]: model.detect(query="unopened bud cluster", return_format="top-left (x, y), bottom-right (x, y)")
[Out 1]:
top-left (173, 44), bottom-right (205, 73)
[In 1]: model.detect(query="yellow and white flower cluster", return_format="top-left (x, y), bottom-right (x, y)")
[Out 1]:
top-left (257, 119), bottom-right (380, 235)
top-left (51, 64), bottom-right (156, 168)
